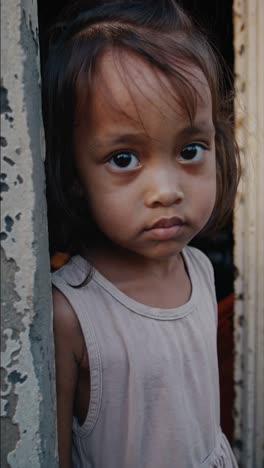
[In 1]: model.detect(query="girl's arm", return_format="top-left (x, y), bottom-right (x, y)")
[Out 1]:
top-left (53, 287), bottom-right (84, 468)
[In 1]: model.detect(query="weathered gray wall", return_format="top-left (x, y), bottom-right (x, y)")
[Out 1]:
top-left (1, 1), bottom-right (58, 466)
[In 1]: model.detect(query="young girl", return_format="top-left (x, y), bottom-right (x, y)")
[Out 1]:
top-left (44, 1), bottom-right (240, 466)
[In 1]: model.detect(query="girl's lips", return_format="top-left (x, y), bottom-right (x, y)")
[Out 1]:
top-left (145, 217), bottom-right (185, 241)
top-left (148, 217), bottom-right (184, 230)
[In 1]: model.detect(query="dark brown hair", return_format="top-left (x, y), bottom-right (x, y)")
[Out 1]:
top-left (43, 0), bottom-right (240, 256)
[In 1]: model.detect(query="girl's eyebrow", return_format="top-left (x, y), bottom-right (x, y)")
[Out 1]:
top-left (91, 132), bottom-right (149, 148)
top-left (91, 122), bottom-right (215, 148)
top-left (178, 122), bottom-right (216, 138)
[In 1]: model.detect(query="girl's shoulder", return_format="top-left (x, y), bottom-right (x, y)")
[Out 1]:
top-left (184, 245), bottom-right (213, 267)
top-left (184, 246), bottom-right (217, 324)
top-left (183, 245), bottom-right (215, 289)
top-left (52, 254), bottom-right (91, 286)
top-left (52, 257), bottom-right (91, 370)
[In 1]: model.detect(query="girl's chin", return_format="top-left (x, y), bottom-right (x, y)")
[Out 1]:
top-left (127, 242), bottom-right (186, 261)
top-left (97, 233), bottom-right (192, 261)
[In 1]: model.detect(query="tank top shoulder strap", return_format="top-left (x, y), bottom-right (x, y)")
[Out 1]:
top-left (52, 256), bottom-right (102, 436)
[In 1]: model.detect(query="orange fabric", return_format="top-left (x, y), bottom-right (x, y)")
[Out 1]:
top-left (218, 293), bottom-right (234, 318)
top-left (217, 293), bottom-right (235, 444)
top-left (51, 252), bottom-right (70, 270)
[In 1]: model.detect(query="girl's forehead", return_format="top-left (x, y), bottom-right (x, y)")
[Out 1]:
top-left (77, 48), bottom-right (213, 133)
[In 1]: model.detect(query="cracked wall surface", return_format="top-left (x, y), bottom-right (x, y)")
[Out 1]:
top-left (1, 1), bottom-right (58, 466)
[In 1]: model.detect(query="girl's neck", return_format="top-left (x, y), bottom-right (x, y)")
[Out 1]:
top-left (83, 242), bottom-right (191, 309)
top-left (84, 241), bottom-right (185, 283)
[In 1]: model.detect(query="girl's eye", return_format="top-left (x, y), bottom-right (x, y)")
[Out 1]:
top-left (108, 152), bottom-right (140, 170)
top-left (179, 144), bottom-right (206, 162)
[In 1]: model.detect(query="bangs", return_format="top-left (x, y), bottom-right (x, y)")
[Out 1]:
top-left (72, 25), bottom-right (219, 129)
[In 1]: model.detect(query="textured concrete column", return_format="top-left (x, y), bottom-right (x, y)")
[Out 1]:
top-left (1, 1), bottom-right (58, 466)
top-left (233, 0), bottom-right (264, 466)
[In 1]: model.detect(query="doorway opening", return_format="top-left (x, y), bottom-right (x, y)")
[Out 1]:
top-left (182, 0), bottom-right (235, 444)
top-left (38, 0), bottom-right (236, 444)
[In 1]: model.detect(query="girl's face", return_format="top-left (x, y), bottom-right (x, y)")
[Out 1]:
top-left (74, 50), bottom-right (216, 260)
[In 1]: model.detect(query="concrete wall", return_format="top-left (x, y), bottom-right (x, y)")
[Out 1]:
top-left (0, 1), bottom-right (58, 466)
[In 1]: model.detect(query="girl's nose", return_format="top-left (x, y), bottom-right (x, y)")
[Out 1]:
top-left (144, 168), bottom-right (184, 208)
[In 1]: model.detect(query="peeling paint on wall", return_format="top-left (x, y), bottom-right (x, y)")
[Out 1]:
top-left (1, 1), bottom-right (57, 466)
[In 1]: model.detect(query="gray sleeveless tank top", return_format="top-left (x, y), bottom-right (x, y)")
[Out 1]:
top-left (52, 246), bottom-right (238, 468)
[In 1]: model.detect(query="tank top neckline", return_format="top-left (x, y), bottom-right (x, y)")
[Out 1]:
top-left (72, 247), bottom-right (199, 321)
